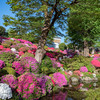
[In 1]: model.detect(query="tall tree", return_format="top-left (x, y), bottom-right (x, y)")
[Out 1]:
top-left (67, 0), bottom-right (100, 56)
top-left (3, 0), bottom-right (78, 63)
top-left (0, 26), bottom-right (6, 35)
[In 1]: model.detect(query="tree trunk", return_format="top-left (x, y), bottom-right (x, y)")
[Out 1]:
top-left (91, 47), bottom-right (95, 55)
top-left (84, 40), bottom-right (89, 57)
top-left (35, 26), bottom-right (50, 64)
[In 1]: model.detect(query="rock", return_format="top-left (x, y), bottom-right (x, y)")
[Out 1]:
top-left (92, 77), bottom-right (98, 82)
top-left (70, 77), bottom-right (79, 83)
top-left (71, 82), bottom-right (78, 85)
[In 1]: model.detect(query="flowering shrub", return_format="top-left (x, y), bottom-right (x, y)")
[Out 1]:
top-left (39, 76), bottom-right (53, 95)
top-left (0, 83), bottom-right (12, 100)
top-left (21, 52), bottom-right (34, 58)
top-left (39, 56), bottom-right (56, 74)
top-left (91, 60), bottom-right (100, 67)
top-left (0, 52), bottom-right (16, 67)
top-left (18, 47), bottom-right (29, 52)
top-left (31, 44), bottom-right (37, 49)
top-left (0, 45), bottom-right (4, 50)
top-left (51, 58), bottom-right (62, 68)
top-left (17, 73), bottom-right (41, 99)
top-left (0, 60), bottom-right (5, 69)
top-left (12, 61), bottom-right (25, 74)
top-left (11, 43), bottom-right (26, 51)
top-left (80, 66), bottom-right (88, 72)
top-left (52, 91), bottom-right (67, 100)
top-left (1, 74), bottom-right (18, 89)
top-left (53, 72), bottom-right (67, 87)
top-left (18, 51), bottom-right (24, 56)
top-left (73, 70), bottom-right (82, 76)
top-left (1, 40), bottom-right (13, 48)
top-left (46, 52), bottom-right (54, 58)
top-left (20, 57), bottom-right (39, 73)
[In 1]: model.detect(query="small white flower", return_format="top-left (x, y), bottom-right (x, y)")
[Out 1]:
top-left (11, 48), bottom-right (16, 52)
top-left (60, 67), bottom-right (64, 71)
top-left (10, 38), bottom-right (14, 41)
top-left (68, 71), bottom-right (73, 75)
top-left (93, 73), bottom-right (96, 77)
top-left (0, 83), bottom-right (12, 100)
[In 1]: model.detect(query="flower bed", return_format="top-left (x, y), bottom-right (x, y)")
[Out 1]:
top-left (0, 37), bottom-right (99, 100)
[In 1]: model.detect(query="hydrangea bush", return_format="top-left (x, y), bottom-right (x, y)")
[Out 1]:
top-left (39, 75), bottom-right (53, 95)
top-left (20, 57), bottom-right (39, 73)
top-left (53, 72), bottom-right (67, 87)
top-left (17, 72), bottom-right (41, 99)
top-left (1, 74), bottom-right (18, 89)
top-left (0, 83), bottom-right (12, 100)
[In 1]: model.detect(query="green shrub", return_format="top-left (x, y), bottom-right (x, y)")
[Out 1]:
top-left (85, 88), bottom-right (100, 100)
top-left (39, 56), bottom-right (56, 75)
top-left (3, 67), bottom-right (16, 75)
top-left (44, 45), bottom-right (48, 50)
top-left (21, 52), bottom-right (34, 58)
top-left (12, 40), bottom-right (21, 45)
top-left (61, 55), bottom-right (93, 71)
top-left (59, 43), bottom-right (67, 51)
top-left (0, 52), bottom-right (16, 67)
top-left (82, 72), bottom-right (93, 78)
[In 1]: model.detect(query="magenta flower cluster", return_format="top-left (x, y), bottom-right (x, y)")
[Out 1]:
top-left (17, 72), bottom-right (41, 99)
top-left (0, 60), bottom-right (5, 69)
top-left (39, 76), bottom-right (53, 95)
top-left (53, 72), bottom-right (67, 87)
top-left (51, 58), bottom-right (62, 68)
top-left (20, 57), bottom-right (39, 73)
top-left (12, 57), bottom-right (39, 74)
top-left (12, 61), bottom-right (25, 74)
top-left (1, 74), bottom-right (18, 89)
top-left (80, 66), bottom-right (88, 72)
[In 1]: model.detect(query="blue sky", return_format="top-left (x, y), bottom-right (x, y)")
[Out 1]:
top-left (0, 0), bottom-right (65, 43)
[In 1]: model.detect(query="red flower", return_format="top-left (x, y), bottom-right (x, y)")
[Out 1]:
top-left (28, 49), bottom-right (32, 53)
top-left (73, 70), bottom-right (81, 76)
top-left (0, 45), bottom-right (4, 49)
top-left (6, 48), bottom-right (11, 51)
top-left (51, 79), bottom-right (55, 86)
top-left (91, 60), bottom-right (100, 67)
top-left (64, 71), bottom-right (68, 75)
top-left (19, 51), bottom-right (24, 56)
top-left (31, 45), bottom-right (37, 49)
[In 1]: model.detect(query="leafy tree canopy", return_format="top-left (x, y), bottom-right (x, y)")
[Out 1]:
top-left (66, 0), bottom-right (100, 49)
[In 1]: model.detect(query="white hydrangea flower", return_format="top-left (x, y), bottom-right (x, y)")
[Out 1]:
top-left (0, 83), bottom-right (12, 100)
